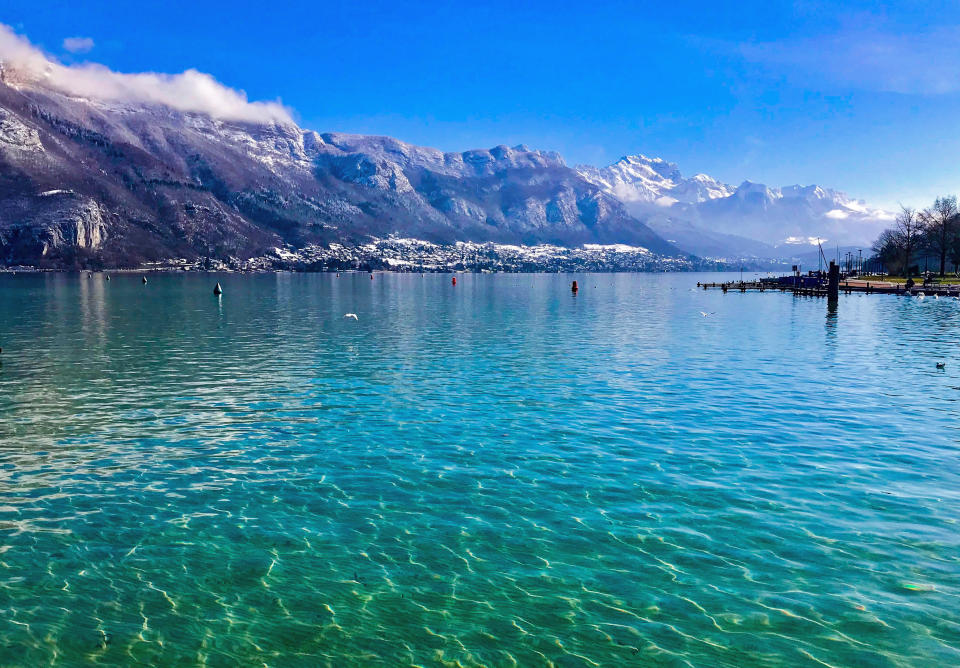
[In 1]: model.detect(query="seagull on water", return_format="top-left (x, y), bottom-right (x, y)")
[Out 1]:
top-left (343, 313), bottom-right (359, 320)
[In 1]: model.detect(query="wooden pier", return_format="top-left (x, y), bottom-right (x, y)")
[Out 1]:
top-left (698, 280), bottom-right (960, 298)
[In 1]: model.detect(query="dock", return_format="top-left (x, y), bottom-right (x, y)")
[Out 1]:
top-left (698, 280), bottom-right (960, 297)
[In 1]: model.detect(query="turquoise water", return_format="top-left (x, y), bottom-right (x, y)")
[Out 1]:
top-left (0, 272), bottom-right (959, 666)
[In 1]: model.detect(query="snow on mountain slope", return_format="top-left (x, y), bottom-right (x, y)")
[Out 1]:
top-left (0, 68), bottom-right (679, 267)
top-left (0, 22), bottom-right (893, 265)
top-left (577, 155), bottom-right (733, 206)
top-left (578, 156), bottom-right (892, 257)
top-left (668, 173), bottom-right (735, 205)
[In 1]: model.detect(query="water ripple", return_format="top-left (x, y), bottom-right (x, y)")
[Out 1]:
top-left (0, 272), bottom-right (958, 665)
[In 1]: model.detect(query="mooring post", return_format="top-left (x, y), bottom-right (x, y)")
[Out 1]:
top-left (827, 260), bottom-right (839, 302)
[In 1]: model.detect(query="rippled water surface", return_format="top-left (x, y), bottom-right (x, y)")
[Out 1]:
top-left (1, 271), bottom-right (959, 666)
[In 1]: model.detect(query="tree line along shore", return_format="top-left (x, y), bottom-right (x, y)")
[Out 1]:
top-left (873, 196), bottom-right (960, 283)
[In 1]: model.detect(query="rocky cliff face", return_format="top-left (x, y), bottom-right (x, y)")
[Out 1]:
top-left (0, 77), bottom-right (678, 268)
top-left (0, 192), bottom-right (107, 259)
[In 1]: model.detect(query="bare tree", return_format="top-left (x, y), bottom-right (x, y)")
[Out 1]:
top-left (919, 196), bottom-right (959, 277)
top-left (872, 229), bottom-right (901, 274)
top-left (949, 234), bottom-right (960, 277)
top-left (895, 205), bottom-right (920, 280)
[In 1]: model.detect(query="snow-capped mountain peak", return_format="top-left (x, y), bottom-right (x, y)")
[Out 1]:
top-left (577, 155), bottom-right (733, 206)
top-left (733, 181), bottom-right (779, 200)
top-left (670, 173), bottom-right (734, 204)
top-left (577, 157), bottom-right (893, 256)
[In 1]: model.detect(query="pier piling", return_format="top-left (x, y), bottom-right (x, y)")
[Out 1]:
top-left (827, 261), bottom-right (839, 302)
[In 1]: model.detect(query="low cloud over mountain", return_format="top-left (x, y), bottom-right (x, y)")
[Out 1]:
top-left (0, 23), bottom-right (893, 267)
top-left (0, 24), bottom-right (291, 124)
top-left (0, 25), bottom-right (676, 267)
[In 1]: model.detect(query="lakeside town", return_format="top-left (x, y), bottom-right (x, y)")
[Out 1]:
top-left (2, 238), bottom-right (778, 274)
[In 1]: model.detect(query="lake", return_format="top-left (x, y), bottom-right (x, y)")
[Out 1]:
top-left (0, 271), bottom-right (958, 666)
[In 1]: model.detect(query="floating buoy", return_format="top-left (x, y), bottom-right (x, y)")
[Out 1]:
top-left (571, 280), bottom-right (578, 293)
top-left (370, 273), bottom-right (374, 280)
top-left (452, 276), bottom-right (457, 286)
top-left (141, 276), bottom-right (147, 284)
top-left (105, 275), bottom-right (110, 281)
top-left (213, 282), bottom-right (223, 295)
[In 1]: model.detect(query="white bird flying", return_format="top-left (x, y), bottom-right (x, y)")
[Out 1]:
top-left (700, 311), bottom-right (715, 317)
top-left (343, 313), bottom-right (359, 320)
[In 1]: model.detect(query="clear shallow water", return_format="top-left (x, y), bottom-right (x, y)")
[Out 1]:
top-left (0, 271), bottom-right (959, 667)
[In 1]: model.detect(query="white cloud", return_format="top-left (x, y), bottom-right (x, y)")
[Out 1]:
top-left (0, 24), bottom-right (292, 124)
top-left (62, 36), bottom-right (94, 54)
top-left (783, 236), bottom-right (829, 246)
top-left (825, 209), bottom-right (849, 219)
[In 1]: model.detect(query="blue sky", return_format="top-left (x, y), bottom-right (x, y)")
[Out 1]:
top-left (3, 0), bottom-right (959, 208)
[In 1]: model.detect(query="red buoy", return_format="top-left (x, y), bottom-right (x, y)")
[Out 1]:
top-left (571, 280), bottom-right (578, 293)
top-left (452, 276), bottom-right (457, 286)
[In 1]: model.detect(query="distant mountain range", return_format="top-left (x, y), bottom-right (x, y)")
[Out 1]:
top-left (0, 81), bottom-right (692, 267)
top-left (577, 155), bottom-right (893, 258)
top-left (0, 32), bottom-right (892, 268)
top-left (0, 77), bottom-right (684, 267)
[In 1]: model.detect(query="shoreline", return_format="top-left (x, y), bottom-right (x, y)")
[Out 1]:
top-left (0, 267), bottom-right (768, 275)
top-left (0, 239), bottom-right (802, 275)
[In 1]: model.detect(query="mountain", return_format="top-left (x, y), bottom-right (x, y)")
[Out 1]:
top-left (0, 67), bottom-right (678, 268)
top-left (577, 155), bottom-right (733, 206)
top-left (0, 23), bottom-right (894, 269)
top-left (578, 156), bottom-right (893, 258)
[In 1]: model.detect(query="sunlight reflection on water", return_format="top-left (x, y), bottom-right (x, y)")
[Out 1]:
top-left (0, 272), bottom-right (959, 666)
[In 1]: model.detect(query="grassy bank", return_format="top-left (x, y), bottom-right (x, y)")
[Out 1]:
top-left (860, 275), bottom-right (960, 285)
